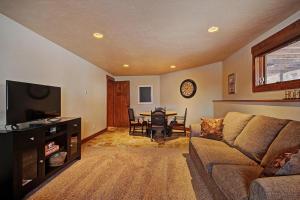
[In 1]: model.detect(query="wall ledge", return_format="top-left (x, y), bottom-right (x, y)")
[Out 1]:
top-left (213, 99), bottom-right (300, 103)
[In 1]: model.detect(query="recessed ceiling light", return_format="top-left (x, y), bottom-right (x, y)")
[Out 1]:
top-left (123, 64), bottom-right (129, 68)
top-left (93, 32), bottom-right (104, 39)
top-left (208, 26), bottom-right (219, 33)
top-left (170, 65), bottom-right (176, 69)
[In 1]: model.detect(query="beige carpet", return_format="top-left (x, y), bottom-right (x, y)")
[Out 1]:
top-left (27, 129), bottom-right (212, 200)
top-left (86, 128), bottom-right (190, 148)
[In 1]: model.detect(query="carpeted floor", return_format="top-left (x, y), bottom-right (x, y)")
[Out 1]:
top-left (85, 128), bottom-right (190, 148)
top-left (27, 129), bottom-right (212, 200)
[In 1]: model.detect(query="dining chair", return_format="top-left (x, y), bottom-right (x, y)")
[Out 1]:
top-left (154, 106), bottom-right (166, 112)
top-left (128, 108), bottom-right (147, 135)
top-left (147, 110), bottom-right (168, 141)
top-left (146, 107), bottom-right (166, 128)
top-left (170, 108), bottom-right (187, 136)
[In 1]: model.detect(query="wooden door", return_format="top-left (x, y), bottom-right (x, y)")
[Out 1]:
top-left (114, 81), bottom-right (130, 127)
top-left (107, 77), bottom-right (115, 127)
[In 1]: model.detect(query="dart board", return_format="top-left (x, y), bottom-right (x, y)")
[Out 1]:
top-left (180, 79), bottom-right (197, 98)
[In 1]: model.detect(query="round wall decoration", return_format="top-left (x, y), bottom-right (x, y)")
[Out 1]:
top-left (180, 79), bottom-right (197, 98)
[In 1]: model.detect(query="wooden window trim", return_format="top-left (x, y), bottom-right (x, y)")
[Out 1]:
top-left (251, 19), bottom-right (300, 93)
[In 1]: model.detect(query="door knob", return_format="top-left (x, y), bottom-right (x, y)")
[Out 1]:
top-left (29, 137), bottom-right (35, 141)
top-left (39, 160), bottom-right (44, 164)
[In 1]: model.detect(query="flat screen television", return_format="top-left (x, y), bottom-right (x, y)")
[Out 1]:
top-left (6, 80), bottom-right (61, 125)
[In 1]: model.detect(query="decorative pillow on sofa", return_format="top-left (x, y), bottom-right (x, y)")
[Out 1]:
top-left (200, 118), bottom-right (223, 140)
top-left (260, 148), bottom-right (300, 177)
top-left (222, 112), bottom-right (254, 146)
top-left (234, 115), bottom-right (289, 162)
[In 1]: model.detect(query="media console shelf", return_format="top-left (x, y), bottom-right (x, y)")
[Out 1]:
top-left (0, 117), bottom-right (81, 200)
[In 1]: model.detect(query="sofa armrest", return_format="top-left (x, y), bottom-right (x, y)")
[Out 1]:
top-left (189, 124), bottom-right (201, 138)
top-left (249, 175), bottom-right (300, 200)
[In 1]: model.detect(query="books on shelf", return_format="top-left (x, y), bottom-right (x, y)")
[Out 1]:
top-left (71, 136), bottom-right (77, 145)
top-left (45, 142), bottom-right (59, 157)
top-left (46, 141), bottom-right (55, 149)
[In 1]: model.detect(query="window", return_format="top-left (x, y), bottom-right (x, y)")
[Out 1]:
top-left (265, 41), bottom-right (300, 84)
top-left (252, 20), bottom-right (300, 92)
top-left (138, 85), bottom-right (153, 104)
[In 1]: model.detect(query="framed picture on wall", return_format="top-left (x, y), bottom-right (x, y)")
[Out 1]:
top-left (228, 73), bottom-right (236, 94)
top-left (138, 85), bottom-right (153, 104)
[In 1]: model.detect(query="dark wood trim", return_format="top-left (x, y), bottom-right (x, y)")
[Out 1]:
top-left (107, 78), bottom-right (115, 127)
top-left (106, 75), bottom-right (115, 81)
top-left (251, 19), bottom-right (300, 56)
top-left (81, 128), bottom-right (107, 143)
top-left (252, 56), bottom-right (257, 92)
top-left (251, 19), bottom-right (300, 93)
top-left (253, 79), bottom-right (300, 92)
top-left (213, 99), bottom-right (300, 103)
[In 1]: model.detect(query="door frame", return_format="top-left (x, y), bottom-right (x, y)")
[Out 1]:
top-left (106, 75), bottom-right (115, 127)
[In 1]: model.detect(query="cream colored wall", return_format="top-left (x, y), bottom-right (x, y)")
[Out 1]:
top-left (216, 11), bottom-right (300, 120)
top-left (214, 102), bottom-right (300, 121)
top-left (0, 14), bottom-right (109, 139)
top-left (160, 62), bottom-right (223, 126)
top-left (223, 11), bottom-right (300, 100)
top-left (115, 76), bottom-right (160, 115)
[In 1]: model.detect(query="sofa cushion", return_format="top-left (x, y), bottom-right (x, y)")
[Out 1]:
top-left (261, 121), bottom-right (300, 167)
top-left (191, 137), bottom-right (228, 148)
top-left (222, 112), bottom-right (254, 146)
top-left (234, 115), bottom-right (289, 162)
top-left (191, 137), bottom-right (258, 174)
top-left (249, 175), bottom-right (300, 200)
top-left (212, 165), bottom-right (263, 200)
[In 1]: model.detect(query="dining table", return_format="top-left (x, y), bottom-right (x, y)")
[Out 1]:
top-left (139, 111), bottom-right (177, 117)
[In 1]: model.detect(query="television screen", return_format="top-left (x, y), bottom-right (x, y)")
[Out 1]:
top-left (6, 80), bottom-right (61, 125)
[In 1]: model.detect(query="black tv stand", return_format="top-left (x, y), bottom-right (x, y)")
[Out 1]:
top-left (29, 123), bottom-right (44, 128)
top-left (0, 117), bottom-right (81, 200)
top-left (47, 117), bottom-right (62, 123)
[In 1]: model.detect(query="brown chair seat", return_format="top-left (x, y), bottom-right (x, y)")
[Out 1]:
top-left (128, 108), bottom-right (147, 135)
top-left (170, 108), bottom-right (187, 136)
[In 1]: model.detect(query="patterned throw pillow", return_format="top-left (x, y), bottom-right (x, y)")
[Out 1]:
top-left (260, 148), bottom-right (300, 177)
top-left (200, 118), bottom-right (223, 140)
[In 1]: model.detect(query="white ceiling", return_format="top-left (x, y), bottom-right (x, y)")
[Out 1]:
top-left (0, 0), bottom-right (299, 75)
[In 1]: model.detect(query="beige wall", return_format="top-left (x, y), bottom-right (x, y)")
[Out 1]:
top-left (0, 14), bottom-right (109, 139)
top-left (160, 62), bottom-right (223, 126)
top-left (216, 11), bottom-right (300, 120)
top-left (223, 11), bottom-right (300, 100)
top-left (115, 76), bottom-right (160, 115)
top-left (214, 102), bottom-right (300, 121)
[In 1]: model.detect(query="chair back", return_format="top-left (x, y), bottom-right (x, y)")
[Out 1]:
top-left (154, 107), bottom-right (166, 112)
top-left (151, 110), bottom-right (166, 127)
top-left (183, 108), bottom-right (187, 123)
top-left (128, 108), bottom-right (135, 122)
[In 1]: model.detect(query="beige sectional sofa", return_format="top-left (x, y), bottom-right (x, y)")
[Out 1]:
top-left (189, 112), bottom-right (300, 200)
